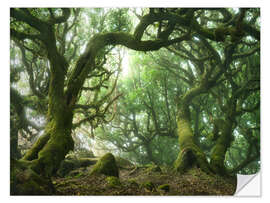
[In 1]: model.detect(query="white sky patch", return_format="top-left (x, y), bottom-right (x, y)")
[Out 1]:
top-left (193, 36), bottom-right (200, 41)
top-left (121, 49), bottom-right (131, 77)
top-left (246, 35), bottom-right (254, 42)
top-left (80, 43), bottom-right (87, 54)
top-left (25, 108), bottom-right (46, 127)
top-left (188, 61), bottom-right (197, 77)
top-left (11, 72), bottom-right (31, 95)
top-left (66, 32), bottom-right (72, 41)
top-left (203, 116), bottom-right (208, 123)
top-left (232, 8), bottom-right (240, 13)
top-left (233, 129), bottom-right (243, 139)
top-left (180, 61), bottom-right (187, 70)
top-left (77, 133), bottom-right (91, 150)
top-left (207, 21), bottom-right (215, 28)
top-left (83, 12), bottom-right (90, 25)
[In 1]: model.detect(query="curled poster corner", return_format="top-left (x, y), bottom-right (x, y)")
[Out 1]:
top-left (234, 171), bottom-right (261, 196)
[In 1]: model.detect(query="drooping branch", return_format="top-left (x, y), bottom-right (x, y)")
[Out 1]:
top-left (65, 31), bottom-right (191, 107)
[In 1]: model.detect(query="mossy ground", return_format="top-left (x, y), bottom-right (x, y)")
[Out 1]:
top-left (52, 164), bottom-right (236, 195)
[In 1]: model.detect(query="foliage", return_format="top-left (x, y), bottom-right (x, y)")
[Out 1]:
top-left (10, 8), bottom-right (260, 195)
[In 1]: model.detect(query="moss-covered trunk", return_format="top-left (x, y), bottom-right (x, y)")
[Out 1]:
top-left (209, 119), bottom-right (233, 175)
top-left (22, 132), bottom-right (50, 161)
top-left (11, 39), bottom-right (75, 194)
top-left (174, 109), bottom-right (212, 174)
top-left (26, 41), bottom-right (75, 176)
top-left (30, 108), bottom-right (74, 177)
top-left (173, 83), bottom-right (212, 174)
top-left (11, 96), bottom-right (75, 195)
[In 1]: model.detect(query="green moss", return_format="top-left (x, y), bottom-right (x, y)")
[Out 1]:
top-left (177, 118), bottom-right (194, 148)
top-left (174, 147), bottom-right (195, 173)
top-left (27, 110), bottom-right (74, 177)
top-left (22, 132), bottom-right (50, 161)
top-left (174, 146), bottom-right (211, 174)
top-left (57, 159), bottom-right (78, 177)
top-left (146, 164), bottom-right (162, 173)
top-left (90, 153), bottom-right (119, 177)
top-left (210, 119), bottom-right (233, 175)
top-left (34, 126), bottom-right (74, 175)
top-left (158, 184), bottom-right (170, 192)
top-left (207, 132), bottom-right (215, 141)
top-left (141, 181), bottom-right (155, 192)
top-left (210, 144), bottom-right (227, 175)
top-left (10, 160), bottom-right (54, 195)
top-left (71, 170), bottom-right (84, 178)
top-left (175, 115), bottom-right (212, 174)
top-left (106, 176), bottom-right (121, 188)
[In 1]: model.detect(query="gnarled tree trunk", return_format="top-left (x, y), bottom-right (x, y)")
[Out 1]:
top-left (174, 108), bottom-right (212, 174)
top-left (209, 119), bottom-right (233, 175)
top-left (173, 85), bottom-right (212, 174)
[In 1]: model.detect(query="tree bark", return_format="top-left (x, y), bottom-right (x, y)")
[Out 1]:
top-left (173, 83), bottom-right (213, 174)
top-left (209, 119), bottom-right (233, 175)
top-left (10, 122), bottom-right (21, 159)
top-left (174, 108), bottom-right (212, 174)
top-left (22, 132), bottom-right (50, 161)
top-left (144, 142), bottom-right (158, 165)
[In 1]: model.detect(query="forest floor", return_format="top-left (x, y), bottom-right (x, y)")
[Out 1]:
top-left (52, 163), bottom-right (236, 196)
